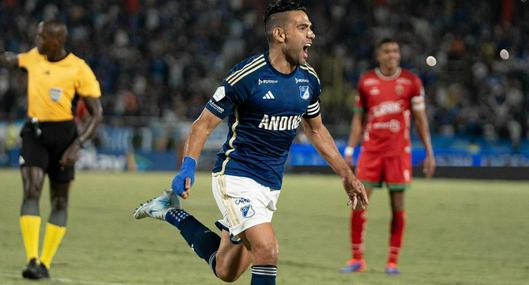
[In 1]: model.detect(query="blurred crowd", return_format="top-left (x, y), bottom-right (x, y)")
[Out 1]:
top-left (0, 0), bottom-right (528, 149)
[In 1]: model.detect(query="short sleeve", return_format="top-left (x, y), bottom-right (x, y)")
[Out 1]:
top-left (205, 80), bottom-right (247, 119)
top-left (76, 61), bottom-right (101, 98)
top-left (412, 75), bottom-right (425, 98)
top-left (411, 75), bottom-right (426, 111)
top-left (302, 66), bottom-right (322, 118)
top-left (18, 48), bottom-right (38, 69)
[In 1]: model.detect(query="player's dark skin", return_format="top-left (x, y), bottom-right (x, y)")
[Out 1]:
top-left (0, 21), bottom-right (103, 224)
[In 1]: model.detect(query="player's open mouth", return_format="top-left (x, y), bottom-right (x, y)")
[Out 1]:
top-left (303, 43), bottom-right (311, 58)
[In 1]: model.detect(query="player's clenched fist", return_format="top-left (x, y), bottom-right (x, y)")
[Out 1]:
top-left (171, 156), bottom-right (196, 198)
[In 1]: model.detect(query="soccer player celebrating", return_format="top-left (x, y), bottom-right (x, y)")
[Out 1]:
top-left (0, 20), bottom-right (103, 279)
top-left (133, 1), bottom-right (368, 284)
top-left (339, 38), bottom-right (436, 275)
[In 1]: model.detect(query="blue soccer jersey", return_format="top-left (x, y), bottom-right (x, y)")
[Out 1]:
top-left (205, 52), bottom-right (321, 190)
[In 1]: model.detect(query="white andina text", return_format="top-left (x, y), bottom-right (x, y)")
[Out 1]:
top-left (258, 114), bottom-right (302, 131)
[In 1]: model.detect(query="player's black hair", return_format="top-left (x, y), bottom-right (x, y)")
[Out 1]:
top-left (264, 0), bottom-right (307, 24)
top-left (264, 0), bottom-right (307, 42)
top-left (376, 38), bottom-right (398, 49)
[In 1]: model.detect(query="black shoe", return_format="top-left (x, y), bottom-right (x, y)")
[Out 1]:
top-left (21, 259), bottom-right (50, 280)
top-left (22, 258), bottom-right (38, 279)
top-left (36, 263), bottom-right (50, 279)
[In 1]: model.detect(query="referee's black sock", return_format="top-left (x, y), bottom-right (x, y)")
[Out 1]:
top-left (165, 209), bottom-right (220, 274)
top-left (251, 265), bottom-right (277, 285)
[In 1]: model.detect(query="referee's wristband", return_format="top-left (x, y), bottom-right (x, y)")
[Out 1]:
top-left (344, 146), bottom-right (355, 157)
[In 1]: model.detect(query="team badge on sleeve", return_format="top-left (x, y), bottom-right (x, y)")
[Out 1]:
top-left (213, 86), bottom-right (226, 102)
top-left (299, 85), bottom-right (310, 100)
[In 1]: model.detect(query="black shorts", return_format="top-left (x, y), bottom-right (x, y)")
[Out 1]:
top-left (20, 120), bottom-right (78, 183)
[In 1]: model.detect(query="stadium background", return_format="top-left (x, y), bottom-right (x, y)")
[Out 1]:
top-left (1, 0), bottom-right (528, 173)
top-left (0, 1), bottom-right (528, 284)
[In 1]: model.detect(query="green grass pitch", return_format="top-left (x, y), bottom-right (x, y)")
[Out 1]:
top-left (0, 169), bottom-right (528, 285)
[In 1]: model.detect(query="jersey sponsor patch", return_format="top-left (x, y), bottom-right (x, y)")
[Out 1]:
top-left (212, 86), bottom-right (226, 102)
top-left (299, 85), bottom-right (310, 100)
top-left (50, 87), bottom-right (62, 102)
top-left (396, 78), bottom-right (412, 85)
top-left (372, 119), bottom-right (401, 133)
top-left (258, 79), bottom-right (278, 85)
top-left (372, 101), bottom-right (402, 117)
top-left (258, 114), bottom-right (302, 131)
top-left (369, 87), bottom-right (380, 96)
top-left (363, 78), bottom-right (380, 86)
top-left (295, 78), bottom-right (309, 84)
top-left (207, 100), bottom-right (225, 113)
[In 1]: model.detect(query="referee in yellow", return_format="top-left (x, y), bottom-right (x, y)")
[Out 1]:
top-left (0, 20), bottom-right (103, 279)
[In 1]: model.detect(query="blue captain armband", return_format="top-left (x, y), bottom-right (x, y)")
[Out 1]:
top-left (171, 156), bottom-right (197, 195)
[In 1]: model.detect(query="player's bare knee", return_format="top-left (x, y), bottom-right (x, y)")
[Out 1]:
top-left (251, 242), bottom-right (279, 264)
top-left (215, 268), bottom-right (241, 283)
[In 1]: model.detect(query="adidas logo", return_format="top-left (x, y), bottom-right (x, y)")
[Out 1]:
top-left (262, 91), bottom-right (275, 100)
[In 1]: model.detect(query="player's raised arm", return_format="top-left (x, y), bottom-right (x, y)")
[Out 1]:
top-left (172, 108), bottom-right (223, 199)
top-left (0, 51), bottom-right (19, 68)
top-left (302, 115), bottom-right (368, 208)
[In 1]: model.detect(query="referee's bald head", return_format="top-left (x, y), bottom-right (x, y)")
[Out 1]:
top-left (41, 20), bottom-right (68, 44)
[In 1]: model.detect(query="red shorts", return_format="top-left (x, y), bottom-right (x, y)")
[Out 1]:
top-left (356, 151), bottom-right (411, 190)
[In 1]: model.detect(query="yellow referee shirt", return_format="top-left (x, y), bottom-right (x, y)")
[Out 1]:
top-left (18, 48), bottom-right (101, 122)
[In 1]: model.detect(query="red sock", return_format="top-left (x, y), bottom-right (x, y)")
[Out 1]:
top-left (388, 210), bottom-right (405, 264)
top-left (350, 210), bottom-right (366, 260)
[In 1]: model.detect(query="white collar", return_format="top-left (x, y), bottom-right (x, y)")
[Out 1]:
top-left (375, 67), bottom-right (401, 80)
